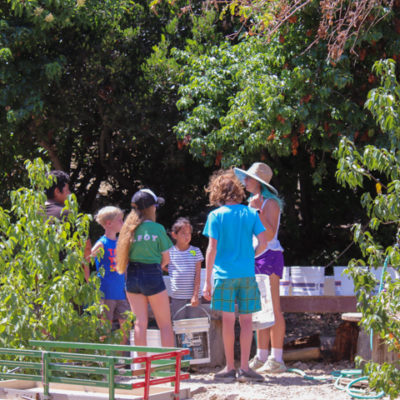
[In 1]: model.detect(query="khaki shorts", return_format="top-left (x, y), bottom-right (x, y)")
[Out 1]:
top-left (102, 299), bottom-right (130, 322)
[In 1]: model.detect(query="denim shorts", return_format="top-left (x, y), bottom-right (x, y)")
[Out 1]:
top-left (125, 262), bottom-right (166, 296)
top-left (211, 277), bottom-right (261, 314)
top-left (255, 250), bottom-right (284, 278)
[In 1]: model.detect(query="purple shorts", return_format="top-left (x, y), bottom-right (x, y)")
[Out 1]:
top-left (255, 250), bottom-right (284, 278)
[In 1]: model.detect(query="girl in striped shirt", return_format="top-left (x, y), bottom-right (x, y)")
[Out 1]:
top-left (164, 218), bottom-right (204, 320)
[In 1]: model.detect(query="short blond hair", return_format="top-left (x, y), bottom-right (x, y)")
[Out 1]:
top-left (95, 206), bottom-right (123, 227)
top-left (205, 169), bottom-right (245, 206)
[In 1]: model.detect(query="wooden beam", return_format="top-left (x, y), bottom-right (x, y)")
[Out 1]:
top-left (281, 296), bottom-right (357, 313)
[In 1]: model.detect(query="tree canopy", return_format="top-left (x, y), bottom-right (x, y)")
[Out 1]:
top-left (1, 0), bottom-right (400, 394)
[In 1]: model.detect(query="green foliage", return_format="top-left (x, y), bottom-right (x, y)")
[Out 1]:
top-left (158, 1), bottom-right (391, 179)
top-left (0, 158), bottom-right (108, 347)
top-left (144, 1), bottom-right (400, 265)
top-left (335, 59), bottom-right (400, 398)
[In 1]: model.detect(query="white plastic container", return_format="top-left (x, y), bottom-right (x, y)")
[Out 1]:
top-left (334, 266), bottom-right (399, 296)
top-left (279, 267), bottom-right (290, 296)
top-left (334, 266), bottom-right (355, 295)
top-left (130, 329), bottom-right (162, 370)
top-left (173, 315), bottom-right (210, 365)
top-left (324, 276), bottom-right (335, 296)
top-left (253, 274), bottom-right (275, 330)
top-left (291, 266), bottom-right (325, 296)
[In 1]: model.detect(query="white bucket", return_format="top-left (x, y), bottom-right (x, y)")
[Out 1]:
top-left (279, 267), bottom-right (290, 296)
top-left (334, 266), bottom-right (355, 295)
top-left (130, 329), bottom-right (162, 370)
top-left (253, 274), bottom-right (275, 330)
top-left (291, 266), bottom-right (325, 296)
top-left (173, 306), bottom-right (210, 365)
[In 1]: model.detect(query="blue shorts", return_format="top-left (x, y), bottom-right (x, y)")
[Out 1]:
top-left (211, 277), bottom-right (261, 314)
top-left (255, 250), bottom-right (284, 278)
top-left (126, 262), bottom-right (166, 296)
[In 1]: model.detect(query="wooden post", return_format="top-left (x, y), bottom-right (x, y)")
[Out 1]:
top-left (372, 334), bottom-right (399, 364)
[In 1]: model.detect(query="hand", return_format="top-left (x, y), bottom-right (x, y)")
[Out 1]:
top-left (249, 193), bottom-right (263, 210)
top-left (203, 283), bottom-right (212, 302)
top-left (191, 296), bottom-right (199, 307)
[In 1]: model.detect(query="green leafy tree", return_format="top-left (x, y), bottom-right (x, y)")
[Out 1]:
top-left (146, 0), bottom-right (400, 264)
top-left (336, 59), bottom-right (400, 398)
top-left (0, 158), bottom-right (106, 348)
top-left (0, 0), bottom-right (205, 212)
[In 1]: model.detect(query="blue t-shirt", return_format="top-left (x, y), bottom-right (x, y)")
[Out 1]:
top-left (95, 235), bottom-right (126, 300)
top-left (203, 204), bottom-right (265, 280)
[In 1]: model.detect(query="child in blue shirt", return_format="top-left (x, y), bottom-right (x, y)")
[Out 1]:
top-left (203, 169), bottom-right (268, 383)
top-left (92, 206), bottom-right (130, 344)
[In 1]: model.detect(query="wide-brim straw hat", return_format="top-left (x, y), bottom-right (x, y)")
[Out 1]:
top-left (234, 162), bottom-right (278, 195)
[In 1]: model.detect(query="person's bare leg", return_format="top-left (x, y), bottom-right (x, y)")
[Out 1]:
top-left (256, 327), bottom-right (271, 351)
top-left (269, 274), bottom-right (285, 351)
top-left (148, 289), bottom-right (174, 347)
top-left (222, 311), bottom-right (236, 371)
top-left (239, 313), bottom-right (253, 370)
top-left (126, 292), bottom-right (148, 356)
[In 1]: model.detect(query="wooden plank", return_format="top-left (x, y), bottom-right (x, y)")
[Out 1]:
top-left (0, 381), bottom-right (191, 400)
top-left (283, 347), bottom-right (321, 361)
top-left (280, 296), bottom-right (357, 313)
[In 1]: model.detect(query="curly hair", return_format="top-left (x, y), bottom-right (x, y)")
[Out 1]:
top-left (205, 169), bottom-right (245, 206)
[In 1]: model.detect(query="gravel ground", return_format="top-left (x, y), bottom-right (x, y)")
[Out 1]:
top-left (182, 360), bottom-right (389, 400)
top-left (180, 313), bottom-right (390, 400)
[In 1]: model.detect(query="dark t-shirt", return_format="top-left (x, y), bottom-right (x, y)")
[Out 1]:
top-left (45, 200), bottom-right (69, 221)
top-left (45, 200), bottom-right (69, 261)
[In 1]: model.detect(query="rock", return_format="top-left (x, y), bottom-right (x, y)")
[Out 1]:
top-left (191, 386), bottom-right (208, 395)
top-left (224, 394), bottom-right (239, 400)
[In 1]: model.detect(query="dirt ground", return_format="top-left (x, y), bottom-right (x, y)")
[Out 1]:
top-left (180, 313), bottom-right (390, 400)
top-left (183, 360), bottom-right (360, 400)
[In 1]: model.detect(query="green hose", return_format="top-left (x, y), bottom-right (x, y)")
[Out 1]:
top-left (346, 376), bottom-right (385, 399)
top-left (287, 368), bottom-right (385, 399)
top-left (287, 367), bottom-right (332, 381)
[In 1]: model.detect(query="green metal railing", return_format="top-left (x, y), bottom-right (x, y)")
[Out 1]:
top-left (0, 340), bottom-right (190, 400)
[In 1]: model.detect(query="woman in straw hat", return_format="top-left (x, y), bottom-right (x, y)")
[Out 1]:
top-left (234, 162), bottom-right (287, 374)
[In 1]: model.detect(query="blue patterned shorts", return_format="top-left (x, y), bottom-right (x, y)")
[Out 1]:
top-left (211, 277), bottom-right (261, 314)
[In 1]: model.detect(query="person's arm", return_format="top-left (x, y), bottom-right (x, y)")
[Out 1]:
top-left (90, 240), bottom-right (104, 258)
top-left (161, 250), bottom-right (170, 270)
top-left (255, 230), bottom-right (268, 257)
top-left (258, 199), bottom-right (280, 242)
top-left (191, 260), bottom-right (202, 307)
top-left (83, 238), bottom-right (92, 282)
top-left (203, 238), bottom-right (217, 301)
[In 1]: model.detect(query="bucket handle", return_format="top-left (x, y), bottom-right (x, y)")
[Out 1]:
top-left (173, 304), bottom-right (210, 321)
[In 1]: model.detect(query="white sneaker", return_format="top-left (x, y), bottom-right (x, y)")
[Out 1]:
top-left (258, 356), bottom-right (287, 374)
top-left (249, 355), bottom-right (265, 370)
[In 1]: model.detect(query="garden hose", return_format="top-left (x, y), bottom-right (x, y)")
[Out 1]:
top-left (370, 255), bottom-right (390, 350)
top-left (287, 367), bottom-right (332, 381)
top-left (345, 376), bottom-right (385, 399)
top-left (287, 368), bottom-right (385, 399)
